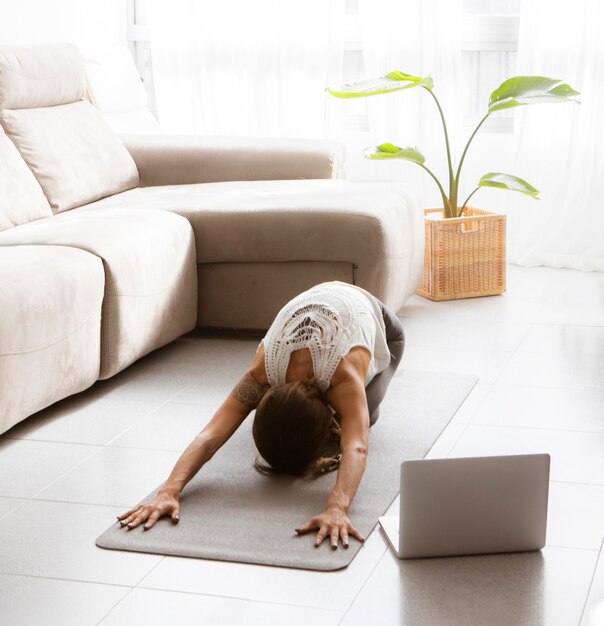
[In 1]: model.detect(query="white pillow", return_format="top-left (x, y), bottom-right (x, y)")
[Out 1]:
top-left (83, 45), bottom-right (162, 134)
top-left (0, 100), bottom-right (139, 212)
top-left (83, 46), bottom-right (148, 114)
top-left (0, 127), bottom-right (51, 230)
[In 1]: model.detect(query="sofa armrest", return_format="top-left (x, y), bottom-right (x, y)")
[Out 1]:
top-left (120, 134), bottom-right (345, 186)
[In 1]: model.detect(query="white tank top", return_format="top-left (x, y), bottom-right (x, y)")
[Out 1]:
top-left (261, 281), bottom-right (391, 392)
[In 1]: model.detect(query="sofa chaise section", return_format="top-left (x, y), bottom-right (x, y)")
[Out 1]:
top-left (84, 177), bottom-right (424, 329)
top-left (0, 245), bottom-right (104, 433)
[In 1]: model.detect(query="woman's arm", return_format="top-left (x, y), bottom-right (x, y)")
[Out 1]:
top-left (295, 372), bottom-right (370, 549)
top-left (117, 372), bottom-right (268, 531)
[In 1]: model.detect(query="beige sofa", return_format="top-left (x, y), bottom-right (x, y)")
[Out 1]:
top-left (0, 43), bottom-right (424, 435)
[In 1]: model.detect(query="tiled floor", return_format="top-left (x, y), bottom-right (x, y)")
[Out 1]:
top-left (0, 265), bottom-right (602, 625)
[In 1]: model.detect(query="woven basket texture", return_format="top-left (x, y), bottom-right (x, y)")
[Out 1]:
top-left (418, 207), bottom-right (506, 301)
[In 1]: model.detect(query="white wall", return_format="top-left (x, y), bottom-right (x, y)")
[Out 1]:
top-left (0, 0), bottom-right (128, 48)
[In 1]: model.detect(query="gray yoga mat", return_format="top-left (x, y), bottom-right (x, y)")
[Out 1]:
top-left (96, 369), bottom-right (477, 571)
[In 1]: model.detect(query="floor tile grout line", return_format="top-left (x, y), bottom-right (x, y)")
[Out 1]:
top-left (0, 496), bottom-right (150, 524)
top-left (17, 497), bottom-right (143, 509)
top-left (155, 399), bottom-right (229, 408)
top-left (579, 536), bottom-right (604, 625)
top-left (549, 479), bottom-right (604, 487)
top-left (399, 316), bottom-right (604, 331)
top-left (436, 381), bottom-right (491, 459)
top-left (14, 444), bottom-right (103, 503)
top-left (443, 321), bottom-right (534, 457)
top-left (0, 498), bottom-right (30, 522)
top-left (492, 383), bottom-right (600, 391)
top-left (399, 316), bottom-right (604, 328)
top-left (2, 390), bottom-right (186, 505)
top-left (545, 544), bottom-right (601, 553)
top-left (0, 571), bottom-right (135, 589)
top-left (452, 380), bottom-right (497, 426)
top-left (96, 443), bottom-right (187, 453)
top-left (337, 542), bottom-right (390, 625)
top-left (135, 580), bottom-right (348, 613)
top-left (133, 554), bottom-right (166, 588)
top-left (101, 388), bottom-right (188, 449)
top-left (1, 439), bottom-right (187, 454)
top-left (468, 422), bottom-right (604, 436)
top-left (96, 585), bottom-right (136, 626)
top-left (0, 436), bottom-right (104, 447)
top-left (490, 321), bottom-right (535, 388)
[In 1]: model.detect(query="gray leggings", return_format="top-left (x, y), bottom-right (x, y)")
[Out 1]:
top-left (365, 302), bottom-right (405, 426)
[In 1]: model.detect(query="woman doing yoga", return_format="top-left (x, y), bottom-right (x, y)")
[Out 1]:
top-left (117, 281), bottom-right (405, 549)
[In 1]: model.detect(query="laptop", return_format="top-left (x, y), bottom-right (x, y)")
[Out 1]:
top-left (378, 453), bottom-right (550, 559)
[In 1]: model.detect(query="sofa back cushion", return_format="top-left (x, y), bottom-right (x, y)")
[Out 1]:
top-left (0, 127), bottom-right (51, 231)
top-left (0, 43), bottom-right (139, 213)
top-left (0, 43), bottom-right (86, 110)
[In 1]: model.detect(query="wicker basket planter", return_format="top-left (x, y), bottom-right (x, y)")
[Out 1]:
top-left (418, 207), bottom-right (506, 301)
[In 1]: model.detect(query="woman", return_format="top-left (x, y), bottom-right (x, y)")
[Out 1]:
top-left (117, 281), bottom-right (405, 549)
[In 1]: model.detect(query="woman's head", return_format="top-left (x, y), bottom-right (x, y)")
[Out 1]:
top-left (252, 379), bottom-right (340, 477)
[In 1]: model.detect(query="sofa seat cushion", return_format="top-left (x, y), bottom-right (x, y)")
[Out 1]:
top-left (83, 178), bottom-right (424, 311)
top-left (0, 208), bottom-right (197, 378)
top-left (0, 100), bottom-right (139, 213)
top-left (0, 245), bottom-right (104, 434)
top-left (0, 126), bottom-right (51, 231)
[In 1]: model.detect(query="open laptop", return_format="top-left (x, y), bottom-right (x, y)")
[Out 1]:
top-left (378, 453), bottom-right (550, 559)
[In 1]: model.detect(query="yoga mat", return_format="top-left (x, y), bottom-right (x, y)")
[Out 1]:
top-left (96, 369), bottom-right (477, 571)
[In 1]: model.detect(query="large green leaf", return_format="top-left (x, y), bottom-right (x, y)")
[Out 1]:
top-left (364, 143), bottom-right (426, 164)
top-left (328, 71), bottom-right (433, 99)
top-left (488, 76), bottom-right (580, 113)
top-left (478, 172), bottom-right (540, 198)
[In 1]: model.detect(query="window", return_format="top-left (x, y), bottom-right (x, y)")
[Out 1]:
top-left (128, 0), bottom-right (520, 134)
top-left (341, 0), bottom-right (369, 132)
top-left (127, 0), bottom-right (157, 118)
top-left (462, 0), bottom-right (521, 133)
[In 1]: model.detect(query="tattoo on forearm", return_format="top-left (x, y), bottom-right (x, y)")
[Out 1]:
top-left (231, 375), bottom-right (267, 409)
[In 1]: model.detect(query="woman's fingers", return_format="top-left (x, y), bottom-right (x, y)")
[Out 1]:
top-left (294, 518), bottom-right (319, 536)
top-left (126, 511), bottom-right (148, 530)
top-left (348, 525), bottom-right (365, 544)
top-left (296, 520), bottom-right (362, 548)
top-left (119, 498), bottom-right (181, 531)
top-left (119, 512), bottom-right (139, 527)
top-left (144, 510), bottom-right (161, 530)
top-left (318, 524), bottom-right (363, 548)
top-left (314, 526), bottom-right (329, 547)
top-left (117, 506), bottom-right (140, 521)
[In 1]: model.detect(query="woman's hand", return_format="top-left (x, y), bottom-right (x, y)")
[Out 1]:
top-left (295, 507), bottom-right (365, 549)
top-left (117, 490), bottom-right (180, 531)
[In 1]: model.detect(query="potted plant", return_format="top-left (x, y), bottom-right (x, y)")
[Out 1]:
top-left (328, 73), bottom-right (580, 300)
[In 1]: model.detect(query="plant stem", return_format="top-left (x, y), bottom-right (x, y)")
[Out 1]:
top-left (459, 187), bottom-right (480, 217)
top-left (424, 87), bottom-right (454, 204)
top-left (418, 163), bottom-right (450, 217)
top-left (452, 112), bottom-right (490, 217)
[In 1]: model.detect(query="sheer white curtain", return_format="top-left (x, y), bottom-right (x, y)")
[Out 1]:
top-left (357, 0), bottom-right (464, 207)
top-left (0, 0), bottom-right (127, 47)
top-left (146, 0), bottom-right (344, 139)
top-left (507, 0), bottom-right (604, 271)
